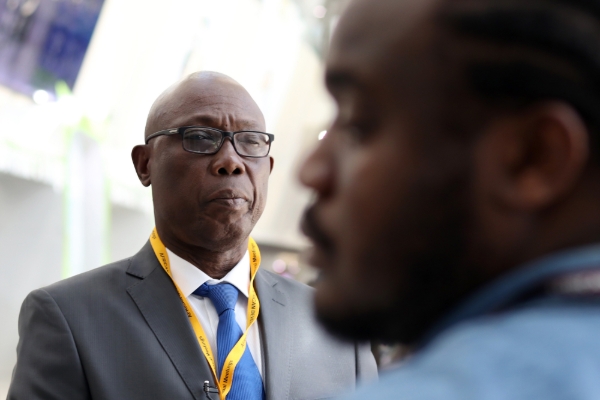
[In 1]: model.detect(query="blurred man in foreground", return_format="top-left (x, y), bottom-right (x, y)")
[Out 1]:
top-left (300, 0), bottom-right (600, 398)
top-left (8, 71), bottom-right (376, 400)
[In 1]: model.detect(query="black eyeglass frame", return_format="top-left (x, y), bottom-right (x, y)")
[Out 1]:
top-left (145, 126), bottom-right (275, 158)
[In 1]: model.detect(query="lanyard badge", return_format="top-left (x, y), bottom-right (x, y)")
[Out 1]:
top-left (149, 228), bottom-right (261, 400)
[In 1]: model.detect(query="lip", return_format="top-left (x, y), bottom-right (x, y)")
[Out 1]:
top-left (300, 206), bottom-right (335, 269)
top-left (207, 189), bottom-right (250, 207)
top-left (211, 198), bottom-right (248, 206)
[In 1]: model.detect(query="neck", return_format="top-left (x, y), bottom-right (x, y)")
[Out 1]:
top-left (482, 175), bottom-right (600, 279)
top-left (525, 193), bottom-right (600, 264)
top-left (160, 232), bottom-right (248, 279)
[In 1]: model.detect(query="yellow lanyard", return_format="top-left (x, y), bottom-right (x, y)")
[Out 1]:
top-left (149, 228), bottom-right (261, 400)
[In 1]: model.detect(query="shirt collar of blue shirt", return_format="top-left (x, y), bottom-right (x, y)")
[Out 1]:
top-left (420, 243), bottom-right (600, 347)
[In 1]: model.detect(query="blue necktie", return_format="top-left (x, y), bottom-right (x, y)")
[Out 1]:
top-left (194, 283), bottom-right (265, 400)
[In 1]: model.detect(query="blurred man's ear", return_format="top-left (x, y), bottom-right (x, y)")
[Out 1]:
top-left (475, 101), bottom-right (590, 211)
top-left (131, 145), bottom-right (152, 187)
top-left (269, 156), bottom-right (274, 174)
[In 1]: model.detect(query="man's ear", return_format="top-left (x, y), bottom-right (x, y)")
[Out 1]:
top-left (131, 145), bottom-right (152, 187)
top-left (269, 156), bottom-right (274, 174)
top-left (476, 101), bottom-right (589, 211)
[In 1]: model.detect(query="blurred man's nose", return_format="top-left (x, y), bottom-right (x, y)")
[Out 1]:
top-left (298, 134), bottom-right (334, 198)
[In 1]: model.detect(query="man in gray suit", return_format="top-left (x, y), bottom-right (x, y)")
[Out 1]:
top-left (8, 71), bottom-right (376, 400)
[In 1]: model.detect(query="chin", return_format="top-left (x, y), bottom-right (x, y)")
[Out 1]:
top-left (194, 217), bottom-right (250, 242)
top-left (314, 280), bottom-right (425, 345)
top-left (314, 299), bottom-right (403, 343)
top-left (313, 280), bottom-right (380, 342)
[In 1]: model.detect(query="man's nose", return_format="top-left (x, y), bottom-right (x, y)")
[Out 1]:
top-left (210, 138), bottom-right (246, 175)
top-left (298, 134), bottom-right (333, 198)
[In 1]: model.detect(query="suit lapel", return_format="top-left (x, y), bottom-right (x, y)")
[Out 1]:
top-left (255, 270), bottom-right (292, 400)
top-left (126, 242), bottom-right (216, 400)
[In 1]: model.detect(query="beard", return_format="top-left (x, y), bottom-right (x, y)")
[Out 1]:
top-left (307, 165), bottom-right (485, 346)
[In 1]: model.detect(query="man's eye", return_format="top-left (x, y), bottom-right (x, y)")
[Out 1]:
top-left (334, 107), bottom-right (378, 142)
top-left (237, 134), bottom-right (265, 146)
top-left (345, 120), bottom-right (377, 142)
top-left (239, 138), bottom-right (260, 145)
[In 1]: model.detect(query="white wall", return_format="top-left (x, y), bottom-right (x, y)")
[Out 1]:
top-left (110, 205), bottom-right (156, 262)
top-left (0, 173), bottom-right (63, 387)
top-left (0, 173), bottom-right (158, 395)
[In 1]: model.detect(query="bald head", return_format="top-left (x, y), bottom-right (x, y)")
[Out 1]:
top-left (145, 71), bottom-right (265, 139)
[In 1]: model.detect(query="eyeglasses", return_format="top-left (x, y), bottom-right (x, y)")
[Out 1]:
top-left (145, 126), bottom-right (275, 158)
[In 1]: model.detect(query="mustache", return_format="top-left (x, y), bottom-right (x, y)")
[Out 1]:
top-left (300, 205), bottom-right (334, 251)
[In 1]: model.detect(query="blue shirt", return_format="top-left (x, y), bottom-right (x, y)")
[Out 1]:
top-left (341, 245), bottom-right (600, 400)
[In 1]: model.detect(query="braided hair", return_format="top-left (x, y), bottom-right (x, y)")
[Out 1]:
top-left (438, 0), bottom-right (600, 152)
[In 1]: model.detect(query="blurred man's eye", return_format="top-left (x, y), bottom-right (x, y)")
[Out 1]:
top-left (345, 123), bottom-right (374, 144)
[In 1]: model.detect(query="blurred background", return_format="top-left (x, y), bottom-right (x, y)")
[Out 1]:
top-left (0, 0), bottom-right (356, 395)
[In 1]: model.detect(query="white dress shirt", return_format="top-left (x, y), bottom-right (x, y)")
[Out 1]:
top-left (167, 248), bottom-right (263, 376)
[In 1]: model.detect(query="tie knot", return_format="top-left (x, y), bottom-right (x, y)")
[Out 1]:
top-left (194, 282), bottom-right (238, 315)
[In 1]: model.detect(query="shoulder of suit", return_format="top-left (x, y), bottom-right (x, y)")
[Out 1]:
top-left (257, 269), bottom-right (314, 293)
top-left (39, 241), bottom-right (155, 299)
top-left (37, 247), bottom-right (315, 304)
top-left (40, 256), bottom-right (133, 297)
top-left (255, 269), bottom-right (317, 312)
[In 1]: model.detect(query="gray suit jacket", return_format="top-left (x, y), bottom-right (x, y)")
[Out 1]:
top-left (8, 242), bottom-right (377, 400)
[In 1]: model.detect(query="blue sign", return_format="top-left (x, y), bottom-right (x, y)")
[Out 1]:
top-left (0, 0), bottom-right (105, 98)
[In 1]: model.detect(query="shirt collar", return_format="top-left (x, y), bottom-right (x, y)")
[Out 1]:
top-left (167, 248), bottom-right (251, 299)
top-left (420, 243), bottom-right (600, 348)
